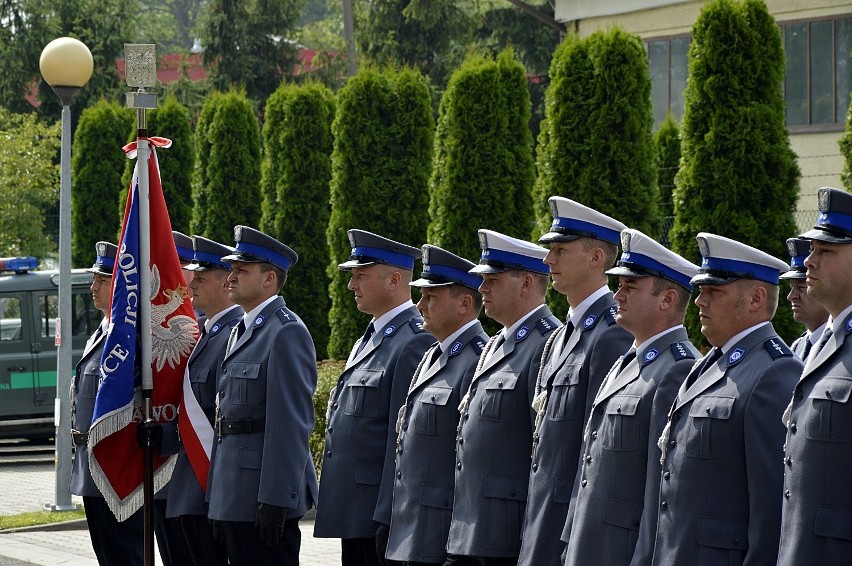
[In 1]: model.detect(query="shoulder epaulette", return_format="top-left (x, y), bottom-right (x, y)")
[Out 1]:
top-left (409, 318), bottom-right (426, 334)
top-left (670, 341), bottom-right (696, 362)
top-left (470, 336), bottom-right (487, 355)
top-left (275, 307), bottom-right (296, 324)
top-left (764, 337), bottom-right (793, 359)
top-left (602, 305), bottom-right (618, 325)
top-left (536, 315), bottom-right (560, 335)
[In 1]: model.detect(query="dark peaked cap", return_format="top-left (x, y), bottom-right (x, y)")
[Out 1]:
top-left (221, 225), bottom-right (298, 272)
top-left (338, 229), bottom-right (420, 271)
top-left (173, 231), bottom-right (194, 263)
top-left (411, 245), bottom-right (482, 291)
top-left (186, 235), bottom-right (234, 272)
top-left (87, 241), bottom-right (118, 277)
top-left (799, 187), bottom-right (852, 243)
top-left (779, 238), bottom-right (810, 281)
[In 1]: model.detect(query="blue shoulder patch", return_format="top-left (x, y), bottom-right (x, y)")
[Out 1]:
top-left (448, 340), bottom-right (464, 356)
top-left (764, 337), bottom-right (793, 359)
top-left (642, 348), bottom-right (659, 365)
top-left (409, 318), bottom-right (426, 334)
top-left (670, 341), bottom-right (696, 361)
top-left (536, 315), bottom-right (560, 335)
top-left (603, 305), bottom-right (618, 325)
top-left (470, 337), bottom-right (487, 355)
top-left (728, 347), bottom-right (746, 366)
top-left (275, 308), bottom-right (294, 324)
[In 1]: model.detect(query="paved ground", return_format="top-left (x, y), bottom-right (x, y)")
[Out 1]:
top-left (0, 458), bottom-right (341, 565)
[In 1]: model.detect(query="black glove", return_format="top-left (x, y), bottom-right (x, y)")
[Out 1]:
top-left (209, 518), bottom-right (223, 542)
top-left (136, 420), bottom-right (163, 452)
top-left (375, 522), bottom-right (390, 562)
top-left (255, 503), bottom-right (287, 547)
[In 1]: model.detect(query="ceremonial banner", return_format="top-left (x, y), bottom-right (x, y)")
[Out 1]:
top-left (88, 138), bottom-right (198, 519)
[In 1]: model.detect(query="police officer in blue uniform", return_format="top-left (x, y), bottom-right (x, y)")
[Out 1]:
top-left (778, 187), bottom-right (852, 565)
top-left (562, 229), bottom-right (699, 566)
top-left (445, 230), bottom-right (560, 566)
top-left (315, 230), bottom-right (434, 566)
top-left (780, 237), bottom-right (828, 360)
top-left (70, 241), bottom-right (144, 566)
top-left (646, 233), bottom-right (802, 566)
top-left (385, 245), bottom-right (488, 565)
top-left (165, 236), bottom-right (243, 565)
top-left (206, 225), bottom-right (318, 566)
top-left (520, 198), bottom-right (633, 566)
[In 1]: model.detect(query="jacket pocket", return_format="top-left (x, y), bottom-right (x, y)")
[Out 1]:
top-left (229, 361), bottom-right (261, 405)
top-left (415, 386), bottom-right (454, 436)
top-left (344, 369), bottom-right (383, 417)
top-left (806, 376), bottom-right (852, 443)
top-left (686, 396), bottom-right (735, 459)
top-left (603, 497), bottom-right (643, 531)
top-left (354, 460), bottom-right (383, 486)
top-left (482, 474), bottom-right (526, 551)
top-left (696, 515), bottom-right (748, 550)
top-left (480, 372), bottom-right (519, 422)
top-left (601, 394), bottom-right (641, 452)
top-left (814, 505), bottom-right (852, 540)
top-left (548, 363), bottom-right (583, 421)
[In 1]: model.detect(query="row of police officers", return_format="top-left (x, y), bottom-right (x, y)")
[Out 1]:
top-left (70, 185), bottom-right (852, 566)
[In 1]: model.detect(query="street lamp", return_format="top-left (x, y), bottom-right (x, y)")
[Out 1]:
top-left (39, 36), bottom-right (93, 512)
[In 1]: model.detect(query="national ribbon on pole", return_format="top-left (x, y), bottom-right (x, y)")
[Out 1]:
top-left (88, 137), bottom-right (199, 519)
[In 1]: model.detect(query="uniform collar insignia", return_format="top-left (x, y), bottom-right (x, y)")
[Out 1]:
top-left (254, 315), bottom-right (265, 327)
top-left (643, 348), bottom-right (659, 365)
top-left (384, 325), bottom-right (396, 336)
top-left (516, 325), bottom-right (530, 341)
top-left (583, 314), bottom-right (597, 330)
top-left (728, 347), bottom-right (746, 365)
top-left (210, 323), bottom-right (222, 335)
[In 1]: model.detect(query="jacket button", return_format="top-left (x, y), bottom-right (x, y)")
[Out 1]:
top-left (291, 492), bottom-right (297, 498)
top-left (328, 427), bottom-right (333, 433)
top-left (705, 407), bottom-right (710, 414)
top-left (457, 438), bottom-right (463, 445)
top-left (326, 450), bottom-right (331, 457)
top-left (532, 464), bottom-right (538, 472)
top-left (431, 395), bottom-right (436, 401)
top-left (796, 390), bottom-right (803, 400)
top-left (457, 462), bottom-right (462, 470)
top-left (785, 457), bottom-right (792, 467)
top-left (669, 439), bottom-right (676, 447)
top-left (661, 501), bottom-right (668, 510)
top-left (242, 369), bottom-right (247, 374)
top-left (397, 471), bottom-right (401, 479)
top-left (617, 406), bottom-right (622, 413)
top-left (223, 368), bottom-right (228, 374)
top-left (591, 431), bottom-right (597, 440)
top-left (333, 403), bottom-right (338, 409)
top-left (498, 380), bottom-right (503, 388)
top-left (581, 480), bottom-right (587, 487)
top-left (790, 422), bottom-right (797, 433)
top-left (826, 389), bottom-right (832, 398)
top-left (663, 471), bottom-right (670, 480)
top-left (784, 489), bottom-right (790, 499)
top-left (510, 489), bottom-right (516, 497)
top-left (360, 377), bottom-right (366, 384)
top-left (585, 455), bottom-right (592, 463)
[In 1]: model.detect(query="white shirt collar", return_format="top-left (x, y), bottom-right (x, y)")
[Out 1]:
top-left (830, 303), bottom-right (852, 335)
top-left (372, 300), bottom-right (415, 334)
top-left (439, 319), bottom-right (479, 353)
top-left (205, 304), bottom-right (240, 333)
top-left (242, 295), bottom-right (279, 329)
top-left (504, 304), bottom-right (545, 339)
top-left (636, 324), bottom-right (685, 358)
top-left (720, 321), bottom-right (771, 354)
top-left (568, 285), bottom-right (611, 328)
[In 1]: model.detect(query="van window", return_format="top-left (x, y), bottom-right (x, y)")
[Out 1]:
top-left (35, 291), bottom-right (100, 338)
top-left (0, 295), bottom-right (23, 342)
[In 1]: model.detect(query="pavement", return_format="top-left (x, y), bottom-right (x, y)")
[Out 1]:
top-left (0, 459), bottom-right (341, 565)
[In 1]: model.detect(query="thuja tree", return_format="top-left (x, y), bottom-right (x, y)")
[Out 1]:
top-left (261, 81), bottom-right (335, 358)
top-left (670, 0), bottom-right (800, 345)
top-left (326, 67), bottom-right (433, 359)
top-left (428, 48), bottom-right (535, 263)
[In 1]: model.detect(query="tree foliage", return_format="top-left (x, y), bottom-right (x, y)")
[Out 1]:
top-left (533, 28), bottom-right (660, 241)
top-left (0, 109), bottom-right (60, 257)
top-left (261, 82), bottom-right (335, 358)
top-left (120, 96), bottom-right (195, 233)
top-left (670, 0), bottom-right (800, 345)
top-left (428, 49), bottom-right (535, 263)
top-left (326, 67), bottom-right (433, 359)
top-left (653, 113), bottom-right (681, 220)
top-left (135, 0), bottom-right (206, 52)
top-left (190, 90), bottom-right (261, 245)
top-left (839, 97), bottom-right (852, 191)
top-left (202, 0), bottom-right (304, 105)
top-left (71, 99), bottom-right (134, 266)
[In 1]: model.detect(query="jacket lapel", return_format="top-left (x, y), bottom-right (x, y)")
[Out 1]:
top-left (344, 305), bottom-right (420, 371)
top-left (223, 297), bottom-right (283, 361)
top-left (801, 320), bottom-right (848, 379)
top-left (596, 356), bottom-right (640, 404)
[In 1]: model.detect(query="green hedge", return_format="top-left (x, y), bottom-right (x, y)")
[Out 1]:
top-left (311, 360), bottom-right (343, 476)
top-left (261, 82), bottom-right (336, 358)
top-left (326, 67), bottom-right (433, 359)
top-left (670, 0), bottom-right (800, 345)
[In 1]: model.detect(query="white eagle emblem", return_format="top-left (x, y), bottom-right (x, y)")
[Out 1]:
top-left (150, 264), bottom-right (198, 371)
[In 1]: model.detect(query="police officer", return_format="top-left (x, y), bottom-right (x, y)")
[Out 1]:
top-left (385, 245), bottom-right (488, 565)
top-left (520, 198), bottom-right (633, 566)
top-left (778, 187), bottom-right (852, 565)
top-left (315, 230), bottom-right (434, 566)
top-left (165, 236), bottom-right (243, 565)
top-left (70, 241), bottom-right (144, 566)
top-left (175, 230), bottom-right (204, 322)
top-left (445, 230), bottom-right (560, 566)
top-left (780, 237), bottom-right (828, 360)
top-left (206, 226), bottom-right (318, 566)
top-left (647, 233), bottom-right (802, 565)
top-left (562, 229), bottom-right (699, 566)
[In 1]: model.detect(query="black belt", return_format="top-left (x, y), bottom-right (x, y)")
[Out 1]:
top-left (71, 430), bottom-right (88, 445)
top-left (216, 418), bottom-right (265, 435)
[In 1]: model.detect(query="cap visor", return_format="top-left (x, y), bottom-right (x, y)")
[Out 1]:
top-left (185, 262), bottom-right (223, 272)
top-left (605, 265), bottom-right (649, 278)
top-left (221, 252), bottom-right (263, 264)
top-left (798, 227), bottom-right (852, 243)
top-left (690, 272), bottom-right (737, 286)
top-left (778, 269), bottom-right (806, 280)
top-left (469, 263), bottom-right (510, 275)
top-left (410, 278), bottom-right (454, 288)
top-left (538, 231), bottom-right (581, 244)
top-left (337, 259), bottom-right (377, 271)
top-left (86, 266), bottom-right (113, 276)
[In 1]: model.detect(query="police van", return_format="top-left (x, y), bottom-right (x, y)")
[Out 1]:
top-left (0, 257), bottom-right (101, 439)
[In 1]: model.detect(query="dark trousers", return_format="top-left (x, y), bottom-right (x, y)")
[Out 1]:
top-left (179, 513), bottom-right (228, 566)
top-left (153, 498), bottom-right (195, 566)
top-left (343, 537), bottom-right (382, 566)
top-left (444, 555), bottom-right (518, 566)
top-left (221, 518), bottom-right (301, 566)
top-left (83, 495), bottom-right (143, 566)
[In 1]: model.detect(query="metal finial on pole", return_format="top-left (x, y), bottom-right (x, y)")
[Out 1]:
top-left (124, 42), bottom-right (157, 566)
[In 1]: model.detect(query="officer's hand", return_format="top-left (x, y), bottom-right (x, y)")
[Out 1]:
top-left (375, 522), bottom-right (390, 561)
top-left (209, 518), bottom-right (223, 542)
top-left (136, 420), bottom-right (163, 452)
top-left (255, 503), bottom-right (287, 547)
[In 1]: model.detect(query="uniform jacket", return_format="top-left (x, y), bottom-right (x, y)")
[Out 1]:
top-left (446, 304), bottom-right (560, 558)
top-left (562, 327), bottom-right (697, 566)
top-left (645, 323), bottom-right (801, 566)
top-left (206, 297), bottom-right (318, 522)
top-left (166, 306), bottom-right (243, 518)
top-left (520, 293), bottom-right (631, 566)
top-left (70, 322), bottom-right (108, 497)
top-left (386, 322), bottom-right (488, 563)
top-left (778, 311), bottom-right (852, 565)
top-left (790, 331), bottom-right (810, 360)
top-left (314, 305), bottom-right (434, 538)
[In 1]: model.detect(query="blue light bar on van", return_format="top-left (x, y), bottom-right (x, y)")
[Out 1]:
top-left (0, 257), bottom-right (38, 273)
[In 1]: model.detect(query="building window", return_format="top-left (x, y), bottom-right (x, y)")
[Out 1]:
top-left (782, 16), bottom-right (852, 130)
top-left (647, 35), bottom-right (690, 128)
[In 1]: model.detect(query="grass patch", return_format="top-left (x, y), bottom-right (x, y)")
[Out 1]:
top-left (0, 508), bottom-right (86, 530)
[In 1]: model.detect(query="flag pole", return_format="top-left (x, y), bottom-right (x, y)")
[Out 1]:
top-left (124, 43), bottom-right (158, 566)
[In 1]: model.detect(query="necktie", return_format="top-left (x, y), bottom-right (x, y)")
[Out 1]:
top-left (687, 347), bottom-right (722, 388)
top-left (236, 320), bottom-right (246, 340)
top-left (356, 322), bottom-right (375, 354)
top-left (428, 345), bottom-right (442, 367)
top-left (807, 326), bottom-right (834, 364)
top-left (617, 348), bottom-right (637, 375)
